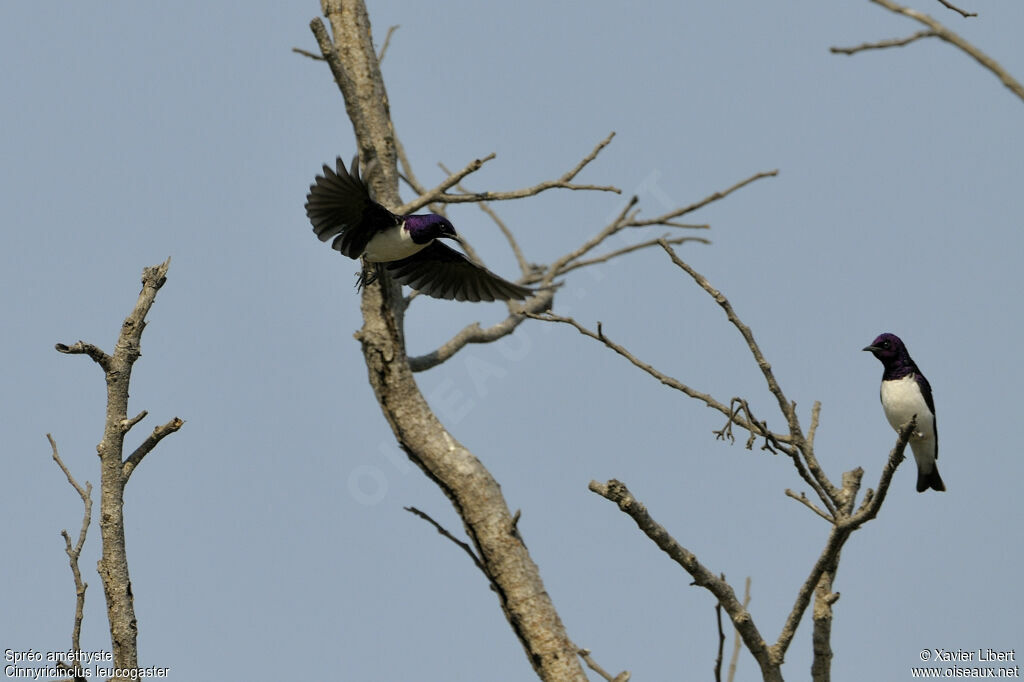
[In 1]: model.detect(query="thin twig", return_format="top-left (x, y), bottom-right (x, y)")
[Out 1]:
top-left (527, 312), bottom-right (792, 446)
top-left (395, 134), bottom-right (429, 197)
top-left (714, 596), bottom-right (726, 682)
top-left (397, 134), bottom-right (620, 215)
top-left (727, 577), bottom-right (751, 682)
top-left (714, 397), bottom-right (785, 453)
top-left (550, 168), bottom-right (775, 282)
top-left (292, 46), bottom-right (325, 60)
top-left (437, 162), bottom-right (530, 275)
top-left (785, 489), bottom-right (835, 523)
top-left (396, 153), bottom-right (497, 214)
top-left (577, 648), bottom-right (631, 682)
top-left (830, 30), bottom-right (937, 54)
top-left (556, 235), bottom-right (709, 277)
top-left (48, 434), bottom-right (92, 656)
top-left (473, 199), bottom-right (531, 275)
top-left (624, 170), bottom-right (778, 229)
top-left (404, 506), bottom-right (489, 578)
top-left (377, 24), bottom-right (399, 62)
top-left (935, 0), bottom-right (976, 18)
top-left (547, 196), bottom-right (639, 279)
top-left (806, 402), bottom-right (822, 451)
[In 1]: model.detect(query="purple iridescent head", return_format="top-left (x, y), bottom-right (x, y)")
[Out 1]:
top-left (405, 214), bottom-right (461, 245)
top-left (862, 332), bottom-right (905, 359)
top-left (862, 333), bottom-right (920, 379)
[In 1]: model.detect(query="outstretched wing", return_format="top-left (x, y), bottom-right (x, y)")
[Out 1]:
top-left (304, 156), bottom-right (400, 259)
top-left (385, 241), bottom-right (533, 302)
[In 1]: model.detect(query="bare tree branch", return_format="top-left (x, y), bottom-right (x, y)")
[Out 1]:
top-left (935, 0), bottom-right (976, 18)
top-left (122, 417), bottom-right (185, 483)
top-left (397, 133), bottom-right (620, 215)
top-left (48, 434), bottom-right (92, 658)
top-left (407, 291), bottom-right (558, 372)
top-left (292, 46), bottom-right (325, 61)
top-left (773, 425), bottom-right (913, 664)
top-left (55, 258), bottom-right (178, 675)
top-left (714, 594), bottom-right (726, 682)
top-left (830, 30), bottom-right (937, 55)
top-left (548, 226), bottom-right (917, 678)
top-left (545, 169), bottom-right (775, 285)
top-left (807, 401), bottom-right (822, 452)
top-left (625, 170), bottom-right (778, 229)
top-left (785, 489), bottom-right (835, 523)
top-left (436, 163), bottom-right (532, 275)
top-left (404, 160), bottom-right (724, 369)
top-left (834, 0), bottom-right (1022, 103)
top-left (404, 506), bottom-right (488, 578)
top-left (727, 577), bottom-right (751, 682)
top-left (526, 312), bottom-right (794, 449)
top-left (811, 554), bottom-right (841, 682)
top-left (556, 235), bottom-right (708, 277)
top-left (845, 417), bottom-right (916, 528)
top-left (547, 195), bottom-right (639, 277)
top-left (119, 410), bottom-right (148, 434)
top-left (405, 164), bottom-right (730, 370)
top-left (377, 24), bottom-right (399, 62)
top-left (577, 648), bottom-right (630, 682)
top-left (311, 2), bottom-right (586, 678)
top-left (396, 153), bottom-right (496, 213)
top-left (658, 240), bottom-right (843, 514)
top-left (404, 159), bottom-right (752, 370)
top-left (395, 136), bottom-right (429, 198)
top-left (589, 479), bottom-right (782, 682)
top-left (659, 241), bottom-right (802, 445)
top-left (55, 341), bottom-right (111, 372)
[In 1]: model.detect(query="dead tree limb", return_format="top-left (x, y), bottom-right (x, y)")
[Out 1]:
top-left (55, 259), bottom-right (182, 676)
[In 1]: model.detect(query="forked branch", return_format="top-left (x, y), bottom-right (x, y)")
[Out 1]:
top-left (832, 0), bottom-right (1022, 103)
top-left (398, 133), bottom-right (620, 215)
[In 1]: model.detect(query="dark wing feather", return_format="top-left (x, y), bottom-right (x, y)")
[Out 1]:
top-left (914, 372), bottom-right (938, 460)
top-left (304, 156), bottom-right (400, 259)
top-left (384, 242), bottom-right (533, 302)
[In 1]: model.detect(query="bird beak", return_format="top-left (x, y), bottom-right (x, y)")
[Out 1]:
top-left (862, 345), bottom-right (879, 352)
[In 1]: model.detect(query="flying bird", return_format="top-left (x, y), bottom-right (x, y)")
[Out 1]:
top-left (305, 155), bottom-right (534, 302)
top-left (863, 332), bottom-right (946, 493)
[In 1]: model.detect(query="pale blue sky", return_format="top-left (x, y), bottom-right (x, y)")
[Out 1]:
top-left (3, 2), bottom-right (1022, 680)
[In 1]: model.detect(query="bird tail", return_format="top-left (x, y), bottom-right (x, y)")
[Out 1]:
top-left (916, 465), bottom-right (946, 493)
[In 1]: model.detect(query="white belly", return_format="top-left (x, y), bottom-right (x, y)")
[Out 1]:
top-left (880, 375), bottom-right (933, 439)
top-left (363, 225), bottom-right (429, 262)
top-left (880, 374), bottom-right (937, 471)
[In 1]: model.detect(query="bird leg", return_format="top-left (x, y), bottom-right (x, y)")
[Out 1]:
top-left (356, 261), bottom-right (384, 291)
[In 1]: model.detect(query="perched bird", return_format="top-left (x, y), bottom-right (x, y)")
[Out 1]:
top-left (305, 155), bottom-right (534, 302)
top-left (863, 333), bottom-right (946, 493)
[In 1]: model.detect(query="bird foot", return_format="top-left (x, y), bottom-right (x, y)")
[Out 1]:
top-left (355, 263), bottom-right (381, 292)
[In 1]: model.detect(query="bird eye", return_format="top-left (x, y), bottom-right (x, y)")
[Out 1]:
top-left (881, 340), bottom-right (890, 348)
